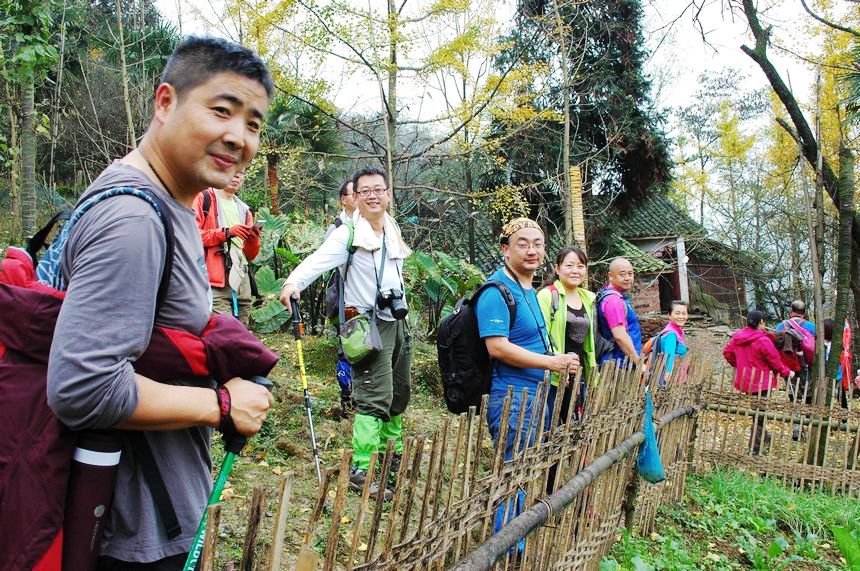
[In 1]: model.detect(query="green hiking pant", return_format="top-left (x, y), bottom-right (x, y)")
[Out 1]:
top-left (353, 414), bottom-right (404, 470)
top-left (351, 319), bottom-right (412, 469)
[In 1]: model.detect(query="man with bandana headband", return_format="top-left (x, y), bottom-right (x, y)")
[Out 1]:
top-left (475, 219), bottom-right (579, 531)
top-left (477, 218), bottom-right (579, 457)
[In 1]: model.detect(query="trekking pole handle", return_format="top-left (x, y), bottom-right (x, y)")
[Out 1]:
top-left (224, 376), bottom-right (273, 454)
top-left (250, 375), bottom-right (274, 391)
top-left (290, 298), bottom-right (304, 338)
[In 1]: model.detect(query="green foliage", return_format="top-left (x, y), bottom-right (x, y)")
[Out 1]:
top-left (249, 265), bottom-right (290, 334)
top-left (832, 524), bottom-right (860, 570)
top-left (410, 337), bottom-right (443, 397)
top-left (604, 468), bottom-right (858, 570)
top-left (248, 211), bottom-right (330, 333)
top-left (488, 0), bottom-right (671, 218)
top-left (0, 0), bottom-right (59, 76)
top-left (403, 249), bottom-right (484, 337)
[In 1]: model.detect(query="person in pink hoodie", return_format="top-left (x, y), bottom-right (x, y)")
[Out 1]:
top-left (724, 310), bottom-right (795, 454)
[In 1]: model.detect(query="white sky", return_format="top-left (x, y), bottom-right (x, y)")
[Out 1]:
top-left (153, 0), bottom-right (822, 125)
top-left (643, 0), bottom-right (816, 116)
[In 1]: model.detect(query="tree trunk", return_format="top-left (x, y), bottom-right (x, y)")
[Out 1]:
top-left (116, 0), bottom-right (137, 148)
top-left (740, 0), bottom-right (860, 253)
top-left (48, 1), bottom-right (67, 194)
top-left (4, 70), bottom-right (21, 242)
top-left (553, 4), bottom-right (572, 243)
top-left (826, 145), bottom-right (854, 380)
top-left (384, 0), bottom-right (398, 214)
top-left (267, 154), bottom-right (280, 214)
top-left (465, 157), bottom-right (475, 264)
top-left (21, 70), bottom-right (37, 236)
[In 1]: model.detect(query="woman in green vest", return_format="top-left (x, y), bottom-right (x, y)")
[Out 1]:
top-left (537, 245), bottom-right (597, 423)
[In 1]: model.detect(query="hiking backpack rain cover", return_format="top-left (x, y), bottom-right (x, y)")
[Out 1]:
top-left (437, 281), bottom-right (516, 414)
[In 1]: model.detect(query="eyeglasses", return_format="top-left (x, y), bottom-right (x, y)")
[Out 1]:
top-left (357, 187), bottom-right (388, 197)
top-left (513, 241), bottom-right (545, 252)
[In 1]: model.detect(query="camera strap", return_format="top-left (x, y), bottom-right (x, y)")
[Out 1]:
top-left (503, 263), bottom-right (554, 355)
top-left (373, 231), bottom-right (387, 293)
top-left (372, 230), bottom-right (404, 292)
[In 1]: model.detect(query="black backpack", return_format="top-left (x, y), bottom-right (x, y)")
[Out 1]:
top-left (437, 281), bottom-right (516, 414)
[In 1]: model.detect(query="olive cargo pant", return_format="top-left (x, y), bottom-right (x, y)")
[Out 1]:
top-left (351, 318), bottom-right (413, 469)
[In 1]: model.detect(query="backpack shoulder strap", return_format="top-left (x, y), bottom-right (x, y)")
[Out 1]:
top-left (786, 318), bottom-right (808, 336)
top-left (476, 280), bottom-right (517, 327)
top-left (36, 187), bottom-right (175, 317)
top-left (337, 219), bottom-right (358, 325)
top-left (26, 210), bottom-right (71, 265)
top-left (202, 189), bottom-right (213, 220)
top-left (343, 219), bottom-right (356, 254)
top-left (548, 284), bottom-right (560, 314)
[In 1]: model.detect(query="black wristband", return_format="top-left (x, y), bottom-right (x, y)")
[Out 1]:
top-left (213, 385), bottom-right (237, 436)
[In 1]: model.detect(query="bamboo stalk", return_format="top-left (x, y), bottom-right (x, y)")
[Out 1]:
top-left (267, 475), bottom-right (292, 571)
top-left (347, 452), bottom-right (377, 571)
top-left (323, 450), bottom-right (353, 570)
top-left (240, 486), bottom-right (266, 571)
top-left (201, 503), bottom-right (222, 571)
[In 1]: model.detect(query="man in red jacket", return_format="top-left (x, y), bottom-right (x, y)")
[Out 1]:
top-left (194, 170), bottom-right (261, 325)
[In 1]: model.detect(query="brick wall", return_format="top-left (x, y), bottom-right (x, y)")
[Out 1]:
top-left (630, 274), bottom-right (662, 314)
top-left (688, 263), bottom-right (746, 307)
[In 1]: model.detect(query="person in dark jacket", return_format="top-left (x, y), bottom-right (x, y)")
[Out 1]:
top-left (724, 311), bottom-right (794, 455)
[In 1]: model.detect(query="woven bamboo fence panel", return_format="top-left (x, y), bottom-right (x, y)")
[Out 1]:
top-left (693, 364), bottom-right (860, 495)
top-left (293, 357), bottom-right (711, 571)
top-left (197, 356), bottom-right (860, 570)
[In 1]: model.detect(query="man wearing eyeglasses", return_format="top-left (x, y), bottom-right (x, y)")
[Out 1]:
top-left (476, 217), bottom-right (579, 533)
top-left (280, 166), bottom-right (413, 499)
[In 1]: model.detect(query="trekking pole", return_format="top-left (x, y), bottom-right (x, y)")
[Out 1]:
top-left (291, 297), bottom-right (323, 483)
top-left (224, 230), bottom-right (239, 318)
top-left (183, 375), bottom-right (273, 571)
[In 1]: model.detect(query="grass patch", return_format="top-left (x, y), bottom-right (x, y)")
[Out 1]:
top-left (602, 468), bottom-right (860, 570)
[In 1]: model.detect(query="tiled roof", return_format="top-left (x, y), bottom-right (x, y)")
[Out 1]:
top-left (589, 192), bottom-right (706, 240)
top-left (593, 235), bottom-right (671, 274)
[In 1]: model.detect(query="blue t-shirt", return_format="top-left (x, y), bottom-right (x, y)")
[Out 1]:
top-left (476, 268), bottom-right (551, 388)
top-left (775, 317), bottom-right (815, 336)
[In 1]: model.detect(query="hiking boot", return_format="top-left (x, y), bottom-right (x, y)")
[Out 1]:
top-left (348, 467), bottom-right (393, 501)
top-left (339, 395), bottom-right (354, 418)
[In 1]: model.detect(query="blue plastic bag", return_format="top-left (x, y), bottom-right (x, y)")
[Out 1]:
top-left (637, 389), bottom-right (666, 484)
top-left (336, 356), bottom-right (352, 393)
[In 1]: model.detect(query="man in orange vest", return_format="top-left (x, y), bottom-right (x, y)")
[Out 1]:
top-left (194, 170), bottom-right (261, 325)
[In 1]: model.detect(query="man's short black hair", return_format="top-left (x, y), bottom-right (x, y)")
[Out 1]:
top-left (339, 179), bottom-right (353, 197)
top-left (351, 166), bottom-right (388, 190)
top-left (790, 300), bottom-right (807, 315)
top-left (161, 36), bottom-right (273, 100)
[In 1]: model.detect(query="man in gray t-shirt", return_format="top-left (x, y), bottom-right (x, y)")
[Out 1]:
top-left (46, 37), bottom-right (274, 568)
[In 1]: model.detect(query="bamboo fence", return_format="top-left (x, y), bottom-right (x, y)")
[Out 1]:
top-left (693, 364), bottom-right (860, 494)
top-left (197, 356), bottom-right (715, 570)
top-left (195, 355), bottom-right (860, 569)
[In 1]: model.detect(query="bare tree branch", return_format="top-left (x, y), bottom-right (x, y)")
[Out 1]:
top-left (798, 0), bottom-right (860, 37)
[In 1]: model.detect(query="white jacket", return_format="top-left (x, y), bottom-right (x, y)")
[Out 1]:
top-left (286, 212), bottom-right (411, 321)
